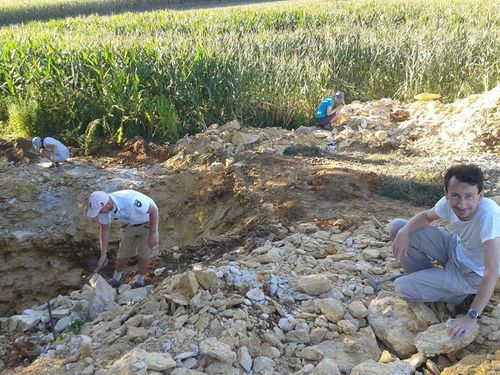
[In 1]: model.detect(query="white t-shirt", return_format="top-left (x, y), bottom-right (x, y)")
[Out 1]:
top-left (98, 190), bottom-right (157, 226)
top-left (434, 196), bottom-right (500, 276)
top-left (43, 137), bottom-right (69, 162)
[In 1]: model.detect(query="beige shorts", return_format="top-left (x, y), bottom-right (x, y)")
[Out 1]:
top-left (118, 223), bottom-right (158, 260)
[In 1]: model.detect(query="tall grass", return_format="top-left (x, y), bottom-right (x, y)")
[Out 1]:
top-left (0, 0), bottom-right (498, 148)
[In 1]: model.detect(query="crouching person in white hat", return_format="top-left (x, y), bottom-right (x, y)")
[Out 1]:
top-left (32, 136), bottom-right (70, 168)
top-left (87, 190), bottom-right (159, 288)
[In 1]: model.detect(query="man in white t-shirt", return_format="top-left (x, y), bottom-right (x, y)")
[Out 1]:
top-left (389, 164), bottom-right (499, 339)
top-left (32, 136), bottom-right (70, 167)
top-left (87, 190), bottom-right (160, 288)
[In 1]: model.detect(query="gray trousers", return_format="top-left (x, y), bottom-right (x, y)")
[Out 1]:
top-left (389, 219), bottom-right (482, 304)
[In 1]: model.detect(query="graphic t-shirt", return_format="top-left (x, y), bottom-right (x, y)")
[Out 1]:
top-left (98, 190), bottom-right (157, 226)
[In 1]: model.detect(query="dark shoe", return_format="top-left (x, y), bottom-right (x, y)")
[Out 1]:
top-left (110, 279), bottom-right (121, 288)
top-left (132, 281), bottom-right (145, 289)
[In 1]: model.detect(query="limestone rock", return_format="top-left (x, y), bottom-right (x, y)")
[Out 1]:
top-left (7, 311), bottom-right (44, 332)
top-left (88, 274), bottom-right (118, 318)
top-left (350, 359), bottom-right (414, 375)
top-left (194, 270), bottom-right (219, 292)
top-left (54, 316), bottom-right (72, 333)
top-left (118, 287), bottom-right (148, 305)
top-left (348, 301), bottom-right (368, 319)
top-left (311, 358), bottom-right (341, 375)
top-left (368, 296), bottom-right (428, 358)
top-left (295, 275), bottom-right (332, 296)
top-left (178, 271), bottom-right (200, 298)
top-left (80, 335), bottom-right (94, 359)
top-left (246, 288), bottom-right (265, 301)
top-left (170, 370), bottom-right (208, 375)
top-left (238, 346), bottom-right (252, 373)
top-left (440, 350), bottom-right (500, 374)
top-left (415, 321), bottom-right (480, 356)
top-left (312, 327), bottom-right (381, 373)
top-left (107, 347), bottom-right (148, 375)
top-left (315, 298), bottom-right (345, 323)
top-left (145, 352), bottom-right (176, 371)
top-left (252, 356), bottom-right (275, 373)
top-left (199, 337), bottom-right (237, 364)
top-left (232, 132), bottom-right (260, 146)
top-left (127, 326), bottom-right (148, 340)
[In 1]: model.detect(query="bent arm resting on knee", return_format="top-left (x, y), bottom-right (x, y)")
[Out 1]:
top-left (393, 209), bottom-right (439, 260)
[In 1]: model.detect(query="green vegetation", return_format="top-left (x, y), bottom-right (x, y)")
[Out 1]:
top-left (0, 0), bottom-right (498, 148)
top-left (284, 144), bottom-right (325, 157)
top-left (67, 316), bottom-right (92, 335)
top-left (361, 153), bottom-right (445, 206)
top-left (376, 176), bottom-right (443, 207)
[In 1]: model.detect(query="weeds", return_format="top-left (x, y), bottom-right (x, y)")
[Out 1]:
top-left (67, 316), bottom-right (92, 335)
top-left (284, 144), bottom-right (325, 157)
top-left (376, 177), bottom-right (443, 207)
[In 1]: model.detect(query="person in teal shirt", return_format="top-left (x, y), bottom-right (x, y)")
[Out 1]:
top-left (315, 91), bottom-right (345, 130)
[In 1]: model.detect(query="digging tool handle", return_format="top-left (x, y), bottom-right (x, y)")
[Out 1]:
top-left (47, 300), bottom-right (56, 341)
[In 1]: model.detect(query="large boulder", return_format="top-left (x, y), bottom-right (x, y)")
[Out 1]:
top-left (368, 296), bottom-right (428, 358)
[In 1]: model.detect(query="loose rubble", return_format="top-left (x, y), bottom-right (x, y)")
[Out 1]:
top-left (2, 219), bottom-right (499, 374)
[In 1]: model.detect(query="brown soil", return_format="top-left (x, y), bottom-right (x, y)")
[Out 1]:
top-left (0, 137), bottom-right (418, 295)
top-left (0, 139), bottom-right (39, 163)
top-left (0, 137), bottom-right (417, 234)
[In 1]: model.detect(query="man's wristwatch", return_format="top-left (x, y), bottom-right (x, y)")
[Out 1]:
top-left (467, 310), bottom-right (481, 319)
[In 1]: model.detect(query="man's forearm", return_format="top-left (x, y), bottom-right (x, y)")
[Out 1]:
top-left (470, 272), bottom-right (498, 315)
top-left (149, 212), bottom-right (158, 234)
top-left (399, 210), bottom-right (435, 235)
top-left (99, 225), bottom-right (110, 256)
top-left (472, 238), bottom-right (500, 315)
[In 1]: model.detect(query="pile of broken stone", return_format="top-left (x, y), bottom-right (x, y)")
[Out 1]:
top-left (166, 84), bottom-right (499, 166)
top-left (2, 220), bottom-right (499, 374)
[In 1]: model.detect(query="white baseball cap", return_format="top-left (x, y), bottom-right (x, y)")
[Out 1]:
top-left (87, 191), bottom-right (110, 218)
top-left (32, 136), bottom-right (42, 150)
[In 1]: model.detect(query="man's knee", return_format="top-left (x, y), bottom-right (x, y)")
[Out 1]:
top-left (388, 218), bottom-right (408, 241)
top-left (394, 277), bottom-right (413, 300)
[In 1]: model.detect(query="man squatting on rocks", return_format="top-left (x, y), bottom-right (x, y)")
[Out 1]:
top-left (314, 91), bottom-right (345, 131)
top-left (87, 190), bottom-right (159, 288)
top-left (32, 136), bottom-right (70, 167)
top-left (390, 164), bottom-right (500, 339)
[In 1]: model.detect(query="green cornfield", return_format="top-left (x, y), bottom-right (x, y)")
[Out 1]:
top-left (0, 0), bottom-right (498, 148)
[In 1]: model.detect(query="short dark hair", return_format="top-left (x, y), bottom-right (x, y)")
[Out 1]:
top-left (444, 164), bottom-right (484, 193)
